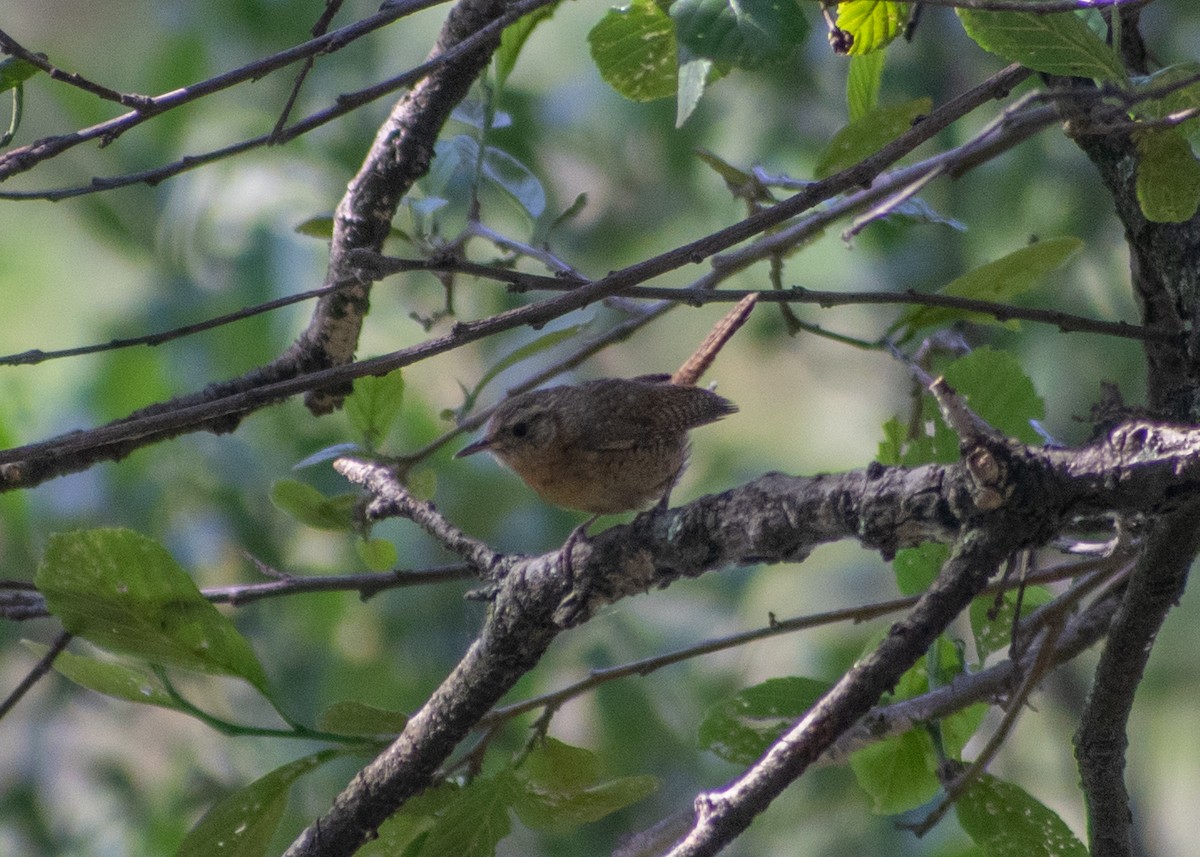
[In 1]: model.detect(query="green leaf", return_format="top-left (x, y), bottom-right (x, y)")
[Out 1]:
top-left (847, 50), bottom-right (885, 121)
top-left (496, 3), bottom-right (560, 88)
top-left (837, 2), bottom-right (909, 56)
top-left (356, 538), bottom-right (398, 572)
top-left (357, 786), bottom-right (459, 857)
top-left (176, 750), bottom-right (340, 857)
top-left (893, 236), bottom-right (1083, 339)
top-left (317, 700), bottom-right (409, 736)
top-left (0, 57), bottom-right (41, 93)
top-left (957, 9), bottom-right (1126, 83)
top-left (417, 774), bottom-right (516, 857)
top-left (957, 774), bottom-right (1088, 857)
top-left (513, 739), bottom-right (658, 833)
top-left (676, 55), bottom-right (713, 127)
top-left (346, 370), bottom-right (405, 451)
top-left (23, 641), bottom-right (178, 709)
top-left (671, 0), bottom-right (809, 71)
top-left (1134, 63), bottom-right (1200, 148)
top-left (699, 677), bottom-right (830, 765)
top-left (969, 585), bottom-right (1054, 663)
top-left (35, 529), bottom-right (269, 693)
top-left (294, 215), bottom-right (409, 244)
top-left (893, 542), bottom-right (948, 596)
top-left (850, 729), bottom-right (938, 815)
top-left (815, 98), bottom-right (932, 179)
top-left (942, 703), bottom-right (988, 761)
top-left (941, 347), bottom-right (1046, 446)
top-left (1135, 127), bottom-right (1200, 223)
top-left (588, 0), bottom-right (678, 102)
top-left (269, 480), bottom-right (358, 532)
top-left (481, 145), bottom-right (547, 219)
top-left (465, 322), bottom-right (591, 412)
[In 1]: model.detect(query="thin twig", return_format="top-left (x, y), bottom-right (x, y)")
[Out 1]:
top-left (0, 631), bottom-right (71, 721)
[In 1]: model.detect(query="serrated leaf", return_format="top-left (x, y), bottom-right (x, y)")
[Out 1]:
top-left (497, 4), bottom-right (560, 87)
top-left (815, 98), bottom-right (931, 179)
top-left (958, 9), bottom-right (1126, 83)
top-left (270, 480), bottom-right (358, 532)
top-left (671, 0), bottom-right (809, 71)
top-left (346, 370), bottom-right (405, 451)
top-left (957, 774), bottom-right (1088, 857)
top-left (837, 2), bottom-right (909, 56)
top-left (317, 700), bottom-right (408, 736)
top-left (850, 729), bottom-right (938, 815)
top-left (0, 57), bottom-right (41, 93)
top-left (23, 641), bottom-right (177, 709)
top-left (699, 677), bottom-right (830, 765)
top-left (481, 145), bottom-right (546, 219)
top-left (848, 50), bottom-right (885, 121)
top-left (893, 236), bottom-right (1083, 339)
top-left (417, 774), bottom-right (515, 857)
top-left (1135, 127), bottom-right (1200, 223)
top-left (970, 585), bottom-right (1054, 663)
top-left (588, 0), bottom-right (678, 102)
top-left (941, 347), bottom-right (1046, 446)
top-left (356, 538), bottom-right (398, 572)
top-left (34, 529), bottom-right (269, 693)
top-left (176, 750), bottom-right (339, 857)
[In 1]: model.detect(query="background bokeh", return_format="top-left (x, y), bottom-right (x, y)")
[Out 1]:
top-left (2, 2), bottom-right (1199, 855)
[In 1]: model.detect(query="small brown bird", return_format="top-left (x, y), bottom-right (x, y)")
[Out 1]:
top-left (456, 375), bottom-right (736, 515)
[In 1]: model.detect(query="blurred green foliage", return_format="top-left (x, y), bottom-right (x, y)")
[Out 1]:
top-left (2, 2), bottom-right (1200, 856)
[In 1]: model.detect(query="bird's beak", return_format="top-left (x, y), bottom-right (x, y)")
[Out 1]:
top-left (456, 437), bottom-right (492, 458)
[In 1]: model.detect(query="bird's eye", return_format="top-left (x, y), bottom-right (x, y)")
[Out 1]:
top-left (510, 421), bottom-right (529, 439)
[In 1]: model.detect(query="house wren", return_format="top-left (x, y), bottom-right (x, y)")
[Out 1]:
top-left (456, 376), bottom-right (736, 514)
top-left (457, 293), bottom-right (758, 515)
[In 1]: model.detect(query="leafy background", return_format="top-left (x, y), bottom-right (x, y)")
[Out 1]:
top-left (2, 1), bottom-right (1200, 855)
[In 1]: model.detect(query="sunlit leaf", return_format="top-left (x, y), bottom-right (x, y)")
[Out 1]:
top-left (35, 529), bottom-right (269, 693)
top-left (355, 538), bottom-right (398, 571)
top-left (893, 542), bottom-right (948, 595)
top-left (589, 0), bottom-right (678, 102)
top-left (0, 57), bottom-right (41, 93)
top-left (970, 585), bottom-right (1054, 663)
top-left (837, 2), bottom-right (909, 56)
top-left (941, 347), bottom-right (1046, 446)
top-left (958, 9), bottom-right (1126, 83)
top-left (892, 236), bottom-right (1083, 339)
